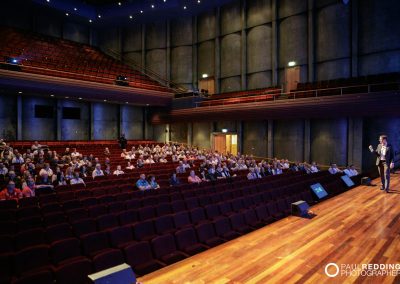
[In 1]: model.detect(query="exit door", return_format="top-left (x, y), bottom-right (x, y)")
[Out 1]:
top-left (212, 133), bottom-right (238, 155)
top-left (284, 66), bottom-right (300, 93)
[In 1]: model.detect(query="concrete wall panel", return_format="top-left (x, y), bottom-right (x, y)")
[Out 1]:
top-left (171, 17), bottom-right (193, 46)
top-left (243, 121), bottom-right (267, 157)
top-left (278, 0), bottom-right (307, 19)
top-left (359, 50), bottom-right (400, 76)
top-left (146, 49), bottom-right (167, 78)
top-left (198, 11), bottom-right (216, 42)
top-left (198, 41), bottom-right (215, 78)
top-left (92, 103), bottom-right (118, 140)
top-left (122, 26), bottom-right (142, 52)
top-left (221, 0), bottom-right (241, 35)
top-left (171, 46), bottom-right (193, 84)
top-left (247, 72), bottom-right (272, 89)
top-left (273, 120), bottom-right (304, 162)
top-left (146, 21), bottom-right (166, 50)
top-left (60, 100), bottom-right (89, 140)
top-left (121, 105), bottom-right (143, 140)
top-left (221, 76), bottom-right (242, 92)
top-left (247, 0), bottom-right (272, 27)
top-left (316, 59), bottom-right (351, 81)
top-left (221, 33), bottom-right (241, 78)
top-left (193, 122), bottom-right (211, 149)
top-left (171, 122), bottom-right (189, 144)
top-left (63, 22), bottom-right (89, 44)
top-left (0, 95), bottom-right (17, 140)
top-left (247, 25), bottom-right (272, 73)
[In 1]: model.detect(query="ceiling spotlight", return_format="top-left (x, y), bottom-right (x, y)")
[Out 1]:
top-left (18, 91), bottom-right (22, 94)
top-left (118, 2), bottom-right (121, 6)
top-left (65, 13), bottom-right (69, 16)
top-left (125, 102), bottom-right (128, 104)
top-left (89, 19), bottom-right (92, 23)
top-left (50, 94), bottom-right (54, 97)
top-left (198, 0), bottom-right (201, 3)
top-left (183, 6), bottom-right (187, 9)
top-left (46, 0), bottom-right (50, 2)
top-left (65, 96), bottom-right (69, 99)
top-left (103, 99), bottom-right (107, 102)
top-left (98, 14), bottom-right (101, 18)
top-left (151, 4), bottom-right (154, 8)
top-left (129, 15), bottom-right (133, 19)
top-left (74, 7), bottom-right (77, 11)
top-left (163, 0), bottom-right (166, 2)
top-left (78, 97), bottom-right (82, 100)
top-left (140, 10), bottom-right (143, 13)
top-left (288, 61), bottom-right (296, 67)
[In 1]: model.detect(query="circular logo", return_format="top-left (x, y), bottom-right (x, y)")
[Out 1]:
top-left (325, 263), bottom-right (340, 277)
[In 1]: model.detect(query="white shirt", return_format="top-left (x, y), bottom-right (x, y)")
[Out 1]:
top-left (380, 145), bottom-right (387, 160)
top-left (70, 178), bottom-right (85, 185)
top-left (92, 169), bottom-right (104, 178)
top-left (113, 170), bottom-right (125, 176)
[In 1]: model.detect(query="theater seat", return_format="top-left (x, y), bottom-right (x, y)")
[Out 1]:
top-left (54, 258), bottom-right (92, 284)
top-left (213, 217), bottom-right (241, 241)
top-left (195, 222), bottom-right (225, 247)
top-left (123, 242), bottom-right (165, 276)
top-left (151, 234), bottom-right (188, 265)
top-left (92, 250), bottom-right (125, 272)
top-left (12, 269), bottom-right (54, 284)
top-left (175, 227), bottom-right (208, 256)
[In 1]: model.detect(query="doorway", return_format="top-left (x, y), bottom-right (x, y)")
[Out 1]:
top-left (198, 77), bottom-right (215, 95)
top-left (284, 66), bottom-right (300, 93)
top-left (212, 133), bottom-right (238, 155)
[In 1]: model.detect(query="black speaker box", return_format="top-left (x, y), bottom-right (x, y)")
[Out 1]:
top-left (291, 200), bottom-right (310, 217)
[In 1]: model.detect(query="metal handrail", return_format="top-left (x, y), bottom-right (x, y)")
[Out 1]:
top-left (195, 81), bottom-right (400, 108)
top-left (104, 48), bottom-right (188, 94)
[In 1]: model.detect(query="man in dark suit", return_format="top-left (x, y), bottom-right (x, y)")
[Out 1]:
top-left (369, 135), bottom-right (395, 192)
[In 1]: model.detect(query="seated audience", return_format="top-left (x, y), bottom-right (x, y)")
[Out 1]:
top-left (39, 163), bottom-right (53, 177)
top-left (113, 165), bottom-right (125, 176)
top-left (176, 161), bottom-right (186, 174)
top-left (136, 174), bottom-right (152, 190)
top-left (70, 172), bottom-right (85, 186)
top-left (104, 147), bottom-right (110, 156)
top-left (344, 165), bottom-right (359, 177)
top-left (0, 181), bottom-right (22, 201)
top-left (148, 175), bottom-right (160, 189)
top-left (309, 162), bottom-right (319, 173)
top-left (126, 162), bottom-right (135, 170)
top-left (188, 170), bottom-right (202, 184)
top-left (328, 163), bottom-right (342, 175)
top-left (169, 172), bottom-right (180, 186)
top-left (92, 163), bottom-right (105, 178)
top-left (22, 176), bottom-right (36, 198)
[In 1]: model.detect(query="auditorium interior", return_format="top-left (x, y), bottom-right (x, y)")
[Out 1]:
top-left (0, 0), bottom-right (399, 283)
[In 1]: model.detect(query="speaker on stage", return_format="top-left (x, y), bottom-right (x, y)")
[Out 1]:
top-left (88, 263), bottom-right (136, 284)
top-left (291, 200), bottom-right (310, 218)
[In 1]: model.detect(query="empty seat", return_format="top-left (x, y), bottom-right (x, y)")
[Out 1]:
top-left (243, 208), bottom-right (264, 229)
top-left (65, 208), bottom-right (88, 222)
top-left (266, 202), bottom-right (286, 220)
top-left (204, 204), bottom-right (222, 221)
top-left (155, 202), bottom-right (172, 217)
top-left (171, 200), bottom-right (186, 213)
top-left (123, 241), bottom-right (165, 276)
top-left (92, 249), bottom-right (124, 272)
top-left (229, 212), bottom-right (253, 234)
top-left (195, 222), bottom-right (225, 247)
top-left (173, 211), bottom-right (191, 229)
top-left (71, 218), bottom-right (97, 237)
top-left (54, 258), bottom-right (92, 284)
top-left (88, 205), bottom-right (107, 217)
top-left (185, 197), bottom-right (200, 209)
top-left (61, 200), bottom-right (81, 211)
top-left (41, 203), bottom-right (63, 215)
top-left (154, 215), bottom-right (176, 235)
top-left (81, 231), bottom-right (118, 258)
top-left (175, 227), bottom-right (208, 256)
top-left (254, 205), bottom-right (274, 224)
top-left (189, 208), bottom-right (208, 225)
top-left (213, 217), bottom-right (241, 241)
top-left (18, 216), bottom-right (42, 232)
top-left (14, 245), bottom-right (50, 276)
top-left (117, 209), bottom-right (138, 225)
top-left (50, 237), bottom-right (86, 265)
top-left (151, 234), bottom-right (188, 265)
top-left (96, 214), bottom-right (118, 231)
top-left (15, 228), bottom-right (46, 250)
top-left (138, 206), bottom-right (156, 221)
top-left (17, 206), bottom-right (41, 220)
top-left (107, 201), bottom-right (125, 213)
top-left (218, 202), bottom-right (234, 216)
top-left (12, 269), bottom-right (54, 284)
top-left (132, 220), bottom-right (157, 241)
top-left (43, 212), bottom-right (67, 227)
top-left (108, 225), bottom-right (137, 249)
top-left (46, 223), bottom-right (73, 243)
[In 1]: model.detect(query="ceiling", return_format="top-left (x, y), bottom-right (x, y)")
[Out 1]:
top-left (31, 0), bottom-right (237, 26)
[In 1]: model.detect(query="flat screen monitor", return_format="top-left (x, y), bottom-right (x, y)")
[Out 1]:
top-left (341, 175), bottom-right (355, 187)
top-left (310, 183), bottom-right (328, 199)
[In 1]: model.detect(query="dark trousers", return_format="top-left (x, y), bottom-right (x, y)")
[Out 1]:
top-left (378, 160), bottom-right (390, 191)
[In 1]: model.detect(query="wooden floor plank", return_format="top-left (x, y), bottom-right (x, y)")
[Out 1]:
top-left (138, 175), bottom-right (400, 284)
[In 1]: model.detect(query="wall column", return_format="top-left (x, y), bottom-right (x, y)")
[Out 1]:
top-left (307, 0), bottom-right (315, 82)
top-left (271, 0), bottom-right (279, 85)
top-left (351, 0), bottom-right (359, 77)
top-left (141, 24), bottom-right (146, 72)
top-left (237, 121), bottom-right (243, 154)
top-left (240, 0), bottom-right (247, 90)
top-left (267, 120), bottom-right (273, 158)
top-left (90, 103), bottom-right (94, 140)
top-left (166, 20), bottom-right (171, 87)
top-left (214, 7), bottom-right (221, 93)
top-left (187, 123), bottom-right (193, 146)
top-left (304, 119), bottom-right (311, 162)
top-left (192, 16), bottom-right (198, 90)
top-left (347, 117), bottom-right (363, 170)
top-left (16, 95), bottom-right (22, 140)
top-left (56, 99), bottom-right (62, 140)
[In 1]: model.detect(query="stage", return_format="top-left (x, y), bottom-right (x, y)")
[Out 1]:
top-left (138, 175), bottom-right (400, 284)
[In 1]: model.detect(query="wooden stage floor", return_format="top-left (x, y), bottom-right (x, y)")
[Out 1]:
top-left (138, 175), bottom-right (400, 284)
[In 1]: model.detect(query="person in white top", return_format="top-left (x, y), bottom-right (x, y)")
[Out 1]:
top-left (328, 163), bottom-right (342, 175)
top-left (344, 165), bottom-right (358, 177)
top-left (12, 153), bottom-right (24, 164)
top-left (70, 148), bottom-right (80, 158)
top-left (70, 172), bottom-right (85, 186)
top-left (92, 163), bottom-right (104, 178)
top-left (113, 165), bottom-right (125, 176)
top-left (126, 162), bottom-right (135, 170)
top-left (39, 163), bottom-right (53, 177)
top-left (309, 162), bottom-right (319, 173)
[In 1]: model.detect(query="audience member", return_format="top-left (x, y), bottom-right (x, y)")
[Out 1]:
top-left (0, 181), bottom-right (22, 200)
top-left (70, 172), bottom-right (85, 186)
top-left (136, 174), bottom-right (152, 190)
top-left (92, 163), bottom-right (105, 178)
top-left (113, 165), bottom-right (125, 176)
top-left (148, 175), bottom-right (160, 189)
top-left (169, 172), bottom-right (180, 186)
top-left (188, 170), bottom-right (202, 184)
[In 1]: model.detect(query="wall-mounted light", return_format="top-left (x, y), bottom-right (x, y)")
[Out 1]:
top-left (202, 73), bottom-right (208, 78)
top-left (222, 129), bottom-right (228, 133)
top-left (288, 61), bottom-right (296, 67)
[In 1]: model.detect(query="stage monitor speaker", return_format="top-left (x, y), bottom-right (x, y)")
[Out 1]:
top-left (341, 175), bottom-right (355, 187)
top-left (310, 183), bottom-right (328, 199)
top-left (291, 200), bottom-right (310, 217)
top-left (88, 263), bottom-right (136, 284)
top-left (361, 177), bottom-right (371, 186)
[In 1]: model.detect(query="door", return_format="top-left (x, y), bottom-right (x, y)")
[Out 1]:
top-left (213, 134), bottom-right (226, 154)
top-left (212, 133), bottom-right (238, 155)
top-left (284, 66), bottom-right (300, 93)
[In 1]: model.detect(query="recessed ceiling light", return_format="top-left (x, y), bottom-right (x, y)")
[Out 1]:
top-left (118, 2), bottom-right (121, 6)
top-left (74, 7), bottom-right (77, 11)
top-left (103, 99), bottom-right (107, 102)
top-left (50, 94), bottom-right (54, 97)
top-left (98, 14), bottom-right (101, 18)
top-left (65, 13), bottom-right (69, 16)
top-left (65, 96), bottom-right (69, 99)
top-left (125, 102), bottom-right (128, 104)
top-left (78, 97), bottom-right (82, 100)
top-left (18, 91), bottom-right (22, 94)
top-left (46, 0), bottom-right (50, 2)
top-left (129, 15), bottom-right (133, 19)
top-left (151, 4), bottom-right (154, 8)
top-left (146, 104), bottom-right (149, 106)
top-left (89, 19), bottom-right (92, 23)
top-left (163, 0), bottom-right (166, 2)
top-left (140, 10), bottom-right (143, 13)
top-left (198, 0), bottom-right (201, 3)
top-left (183, 6), bottom-right (187, 9)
